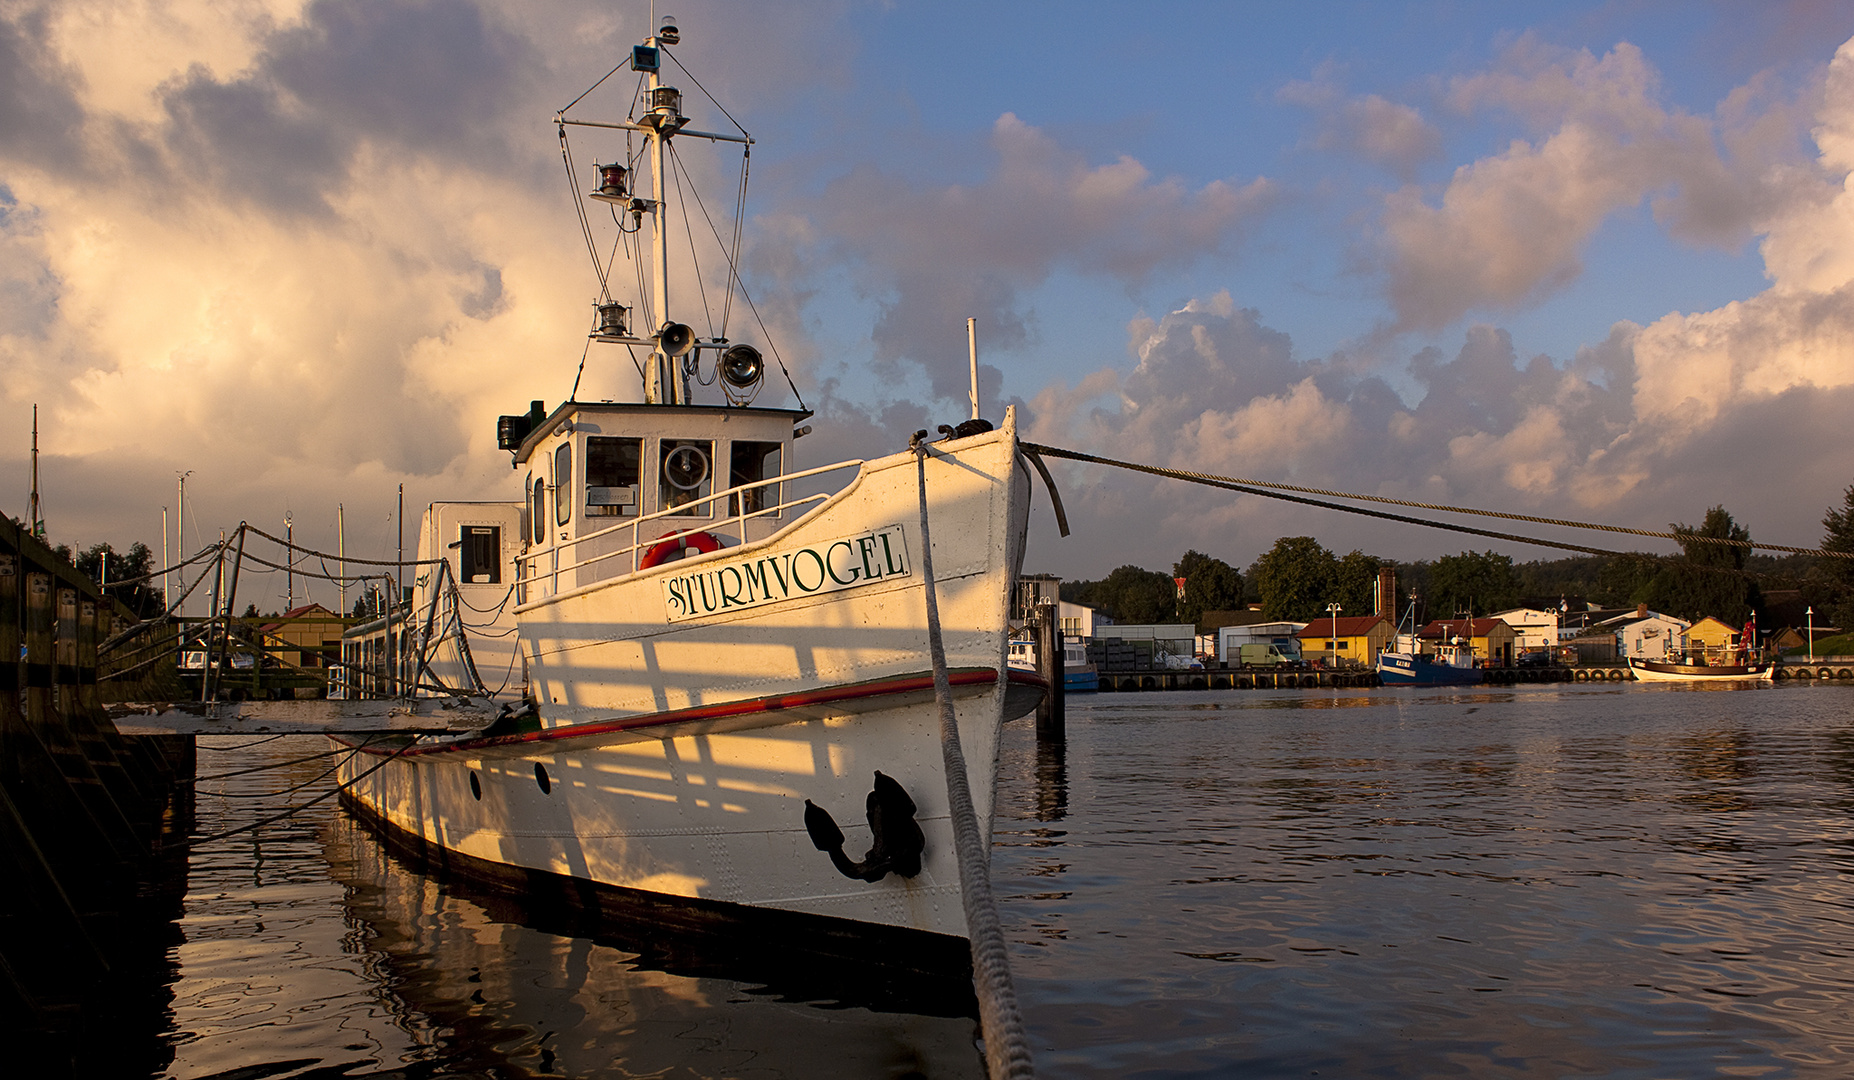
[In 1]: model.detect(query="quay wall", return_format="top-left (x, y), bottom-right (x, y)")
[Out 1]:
top-left (1, 516), bottom-right (193, 1075)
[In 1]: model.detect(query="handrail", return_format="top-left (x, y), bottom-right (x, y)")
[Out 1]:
top-left (520, 458), bottom-right (865, 597)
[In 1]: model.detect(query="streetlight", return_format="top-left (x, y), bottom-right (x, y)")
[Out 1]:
top-left (1327, 602), bottom-right (1343, 667)
top-left (1807, 606), bottom-right (1815, 662)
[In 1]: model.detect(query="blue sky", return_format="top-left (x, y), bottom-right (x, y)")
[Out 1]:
top-left (5, 0), bottom-right (1854, 602)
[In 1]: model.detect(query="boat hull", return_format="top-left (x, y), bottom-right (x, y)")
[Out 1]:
top-left (1377, 651), bottom-right (1485, 687)
top-left (337, 421), bottom-right (1034, 949)
top-left (1626, 658), bottom-right (1775, 682)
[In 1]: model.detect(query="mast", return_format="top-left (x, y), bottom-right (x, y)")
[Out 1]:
top-left (561, 15), bottom-right (757, 409)
top-left (28, 404), bottom-right (43, 539)
top-left (648, 29), bottom-right (673, 405)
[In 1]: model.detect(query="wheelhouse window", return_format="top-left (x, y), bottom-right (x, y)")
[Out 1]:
top-left (553, 443), bottom-right (573, 526)
top-left (530, 477), bottom-right (545, 544)
top-left (659, 439), bottom-right (713, 517)
top-left (460, 526), bottom-right (501, 584)
top-left (586, 436), bottom-right (642, 518)
top-left (729, 441), bottom-right (782, 517)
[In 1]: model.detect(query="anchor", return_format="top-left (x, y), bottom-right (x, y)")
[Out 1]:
top-left (803, 771), bottom-right (925, 882)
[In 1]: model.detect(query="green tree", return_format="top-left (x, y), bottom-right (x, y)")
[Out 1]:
top-left (1824, 484), bottom-right (1854, 627)
top-left (1066, 564), bottom-right (1178, 624)
top-left (1641, 505), bottom-right (1759, 623)
top-left (75, 541), bottom-right (166, 618)
top-left (1594, 552), bottom-right (1659, 608)
top-left (1428, 550), bottom-right (1519, 616)
top-left (1333, 550), bottom-right (1383, 616)
top-left (1173, 550), bottom-right (1243, 630)
top-left (1250, 536), bottom-right (1337, 621)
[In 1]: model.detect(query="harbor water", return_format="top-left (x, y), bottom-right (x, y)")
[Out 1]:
top-left (144, 681), bottom-right (1853, 1077)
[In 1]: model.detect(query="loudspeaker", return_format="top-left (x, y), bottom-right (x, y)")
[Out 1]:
top-left (657, 321), bottom-right (695, 357)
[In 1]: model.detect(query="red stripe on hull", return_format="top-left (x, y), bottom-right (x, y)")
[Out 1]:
top-left (340, 667), bottom-right (1046, 756)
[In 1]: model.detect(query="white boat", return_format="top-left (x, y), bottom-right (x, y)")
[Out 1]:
top-left (1007, 637), bottom-right (1100, 692)
top-left (1625, 656), bottom-right (1775, 682)
top-left (334, 17), bottom-right (1042, 974)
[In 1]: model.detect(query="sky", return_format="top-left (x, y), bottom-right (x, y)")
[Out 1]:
top-left (6, 0), bottom-right (1854, 608)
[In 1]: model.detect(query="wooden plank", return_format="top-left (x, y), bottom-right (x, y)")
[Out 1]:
top-left (105, 698), bottom-right (501, 736)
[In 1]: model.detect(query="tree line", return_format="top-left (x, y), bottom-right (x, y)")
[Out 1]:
top-left (1059, 486), bottom-right (1854, 632)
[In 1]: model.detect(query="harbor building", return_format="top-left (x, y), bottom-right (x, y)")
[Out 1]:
top-left (1417, 617), bottom-right (1519, 667)
top-left (1297, 615), bottom-right (1394, 667)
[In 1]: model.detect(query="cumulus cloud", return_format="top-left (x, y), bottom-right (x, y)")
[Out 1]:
top-left (1024, 29), bottom-right (1854, 568)
top-left (806, 113), bottom-right (1275, 400)
top-left (1377, 36), bottom-right (1817, 330)
top-left (0, 0), bottom-right (836, 560)
top-left (1279, 68), bottom-right (1442, 178)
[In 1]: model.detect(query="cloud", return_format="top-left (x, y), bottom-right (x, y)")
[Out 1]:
top-left (807, 114), bottom-right (1275, 399)
top-left (1376, 36), bottom-right (1818, 331)
top-left (1279, 68), bottom-right (1442, 178)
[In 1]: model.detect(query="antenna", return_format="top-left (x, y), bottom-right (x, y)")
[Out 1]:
top-left (28, 404), bottom-right (44, 539)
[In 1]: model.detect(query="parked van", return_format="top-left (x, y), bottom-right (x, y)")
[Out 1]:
top-left (1239, 642), bottom-right (1298, 667)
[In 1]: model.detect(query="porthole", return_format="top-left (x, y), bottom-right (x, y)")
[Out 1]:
top-left (469, 771), bottom-right (482, 800)
top-left (535, 762), bottom-right (552, 794)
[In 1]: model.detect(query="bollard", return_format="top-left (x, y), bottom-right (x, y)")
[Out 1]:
top-left (1034, 601), bottom-right (1065, 743)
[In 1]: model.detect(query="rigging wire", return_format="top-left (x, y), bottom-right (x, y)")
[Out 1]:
top-left (185, 737), bottom-right (414, 848)
top-left (199, 734), bottom-right (289, 753)
top-left (667, 143), bottom-right (717, 340)
top-left (663, 47), bottom-right (753, 141)
top-left (560, 124), bottom-right (609, 298)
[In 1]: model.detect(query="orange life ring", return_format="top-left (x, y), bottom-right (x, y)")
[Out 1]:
top-left (639, 530), bottom-right (722, 569)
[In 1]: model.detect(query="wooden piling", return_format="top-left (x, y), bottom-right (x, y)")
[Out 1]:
top-left (1034, 602), bottom-right (1065, 743)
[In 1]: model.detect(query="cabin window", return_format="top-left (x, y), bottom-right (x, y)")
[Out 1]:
top-left (586, 436), bottom-right (642, 517)
top-left (554, 443), bottom-right (573, 526)
top-left (530, 477), bottom-right (546, 545)
top-left (460, 526), bottom-right (501, 584)
top-left (659, 439), bottom-right (713, 516)
top-left (728, 441), bottom-right (782, 517)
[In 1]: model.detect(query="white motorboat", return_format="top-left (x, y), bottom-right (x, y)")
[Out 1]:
top-left (334, 16), bottom-right (1042, 973)
top-left (1625, 656), bottom-right (1775, 682)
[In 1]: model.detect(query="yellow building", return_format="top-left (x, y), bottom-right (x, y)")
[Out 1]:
top-left (1418, 618), bottom-right (1520, 666)
top-left (1295, 615), bottom-right (1395, 667)
top-left (1685, 616), bottom-right (1751, 660)
top-left (257, 603), bottom-right (350, 669)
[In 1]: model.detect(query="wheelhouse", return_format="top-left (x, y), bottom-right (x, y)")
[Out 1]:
top-left (507, 401), bottom-right (814, 603)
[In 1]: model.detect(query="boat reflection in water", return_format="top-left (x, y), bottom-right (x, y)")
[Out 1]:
top-left (321, 810), bottom-right (985, 1079)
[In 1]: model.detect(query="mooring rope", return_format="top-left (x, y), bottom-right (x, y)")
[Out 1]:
top-left (1019, 442), bottom-right (1852, 559)
top-left (911, 432), bottom-right (1035, 1080)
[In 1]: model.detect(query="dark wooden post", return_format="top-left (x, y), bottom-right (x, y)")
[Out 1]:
top-left (1034, 600), bottom-right (1065, 743)
top-left (24, 572), bottom-right (54, 735)
top-left (1, 550), bottom-right (20, 777)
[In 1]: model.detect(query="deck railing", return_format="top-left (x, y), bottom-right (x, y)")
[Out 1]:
top-left (519, 458), bottom-right (866, 602)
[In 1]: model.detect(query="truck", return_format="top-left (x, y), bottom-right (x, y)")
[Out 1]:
top-left (1239, 642), bottom-right (1298, 667)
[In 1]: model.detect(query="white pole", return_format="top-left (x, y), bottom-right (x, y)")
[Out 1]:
top-left (162, 506), bottom-right (169, 612)
top-left (176, 471), bottom-right (190, 620)
top-left (967, 316), bottom-right (980, 421)
top-left (338, 504), bottom-right (347, 617)
top-left (1807, 606), bottom-right (1814, 662)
